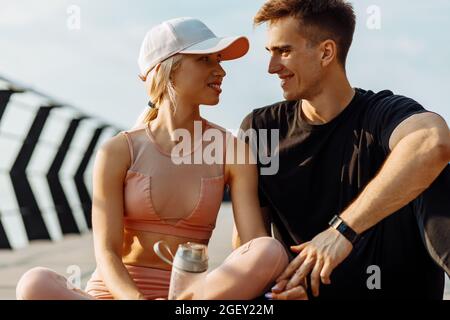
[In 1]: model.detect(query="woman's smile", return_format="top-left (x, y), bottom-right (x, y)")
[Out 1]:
top-left (207, 81), bottom-right (222, 94)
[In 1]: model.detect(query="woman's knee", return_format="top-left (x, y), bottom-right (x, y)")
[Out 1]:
top-left (16, 267), bottom-right (58, 300)
top-left (242, 237), bottom-right (289, 290)
top-left (250, 237), bottom-right (289, 270)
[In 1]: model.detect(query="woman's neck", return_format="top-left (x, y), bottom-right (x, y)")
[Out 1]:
top-left (149, 98), bottom-right (205, 148)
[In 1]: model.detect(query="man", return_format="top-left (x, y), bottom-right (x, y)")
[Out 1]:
top-left (234, 0), bottom-right (450, 299)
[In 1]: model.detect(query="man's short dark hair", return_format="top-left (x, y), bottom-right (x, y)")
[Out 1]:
top-left (254, 0), bottom-right (356, 67)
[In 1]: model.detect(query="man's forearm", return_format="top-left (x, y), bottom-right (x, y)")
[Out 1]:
top-left (340, 131), bottom-right (450, 234)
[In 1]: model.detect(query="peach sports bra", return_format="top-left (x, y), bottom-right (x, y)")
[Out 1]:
top-left (120, 120), bottom-right (232, 241)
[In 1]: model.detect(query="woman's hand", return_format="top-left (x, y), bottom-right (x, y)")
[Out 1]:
top-left (266, 279), bottom-right (308, 300)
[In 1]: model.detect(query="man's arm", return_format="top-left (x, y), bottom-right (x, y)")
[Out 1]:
top-left (276, 112), bottom-right (450, 298)
top-left (340, 112), bottom-right (450, 233)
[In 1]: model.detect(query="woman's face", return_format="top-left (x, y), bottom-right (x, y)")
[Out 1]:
top-left (171, 53), bottom-right (226, 106)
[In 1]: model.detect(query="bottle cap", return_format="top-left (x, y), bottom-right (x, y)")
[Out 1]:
top-left (173, 242), bottom-right (208, 272)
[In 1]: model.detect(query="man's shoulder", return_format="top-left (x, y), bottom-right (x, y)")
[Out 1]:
top-left (358, 88), bottom-right (422, 111)
top-left (253, 99), bottom-right (297, 117)
top-left (241, 100), bottom-right (298, 130)
top-left (357, 88), bottom-right (428, 147)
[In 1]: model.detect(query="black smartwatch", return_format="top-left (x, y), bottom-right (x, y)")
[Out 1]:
top-left (328, 215), bottom-right (359, 244)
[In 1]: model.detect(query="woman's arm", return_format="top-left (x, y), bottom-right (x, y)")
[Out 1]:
top-left (232, 206), bottom-right (272, 249)
top-left (91, 134), bottom-right (145, 300)
top-left (226, 137), bottom-right (270, 246)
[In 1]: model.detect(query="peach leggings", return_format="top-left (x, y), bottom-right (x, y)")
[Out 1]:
top-left (16, 237), bottom-right (288, 300)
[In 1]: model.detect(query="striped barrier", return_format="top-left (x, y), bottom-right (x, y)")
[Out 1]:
top-left (0, 76), bottom-right (121, 249)
top-left (0, 76), bottom-right (231, 251)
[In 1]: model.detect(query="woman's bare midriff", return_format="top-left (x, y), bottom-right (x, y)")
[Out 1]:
top-left (121, 228), bottom-right (209, 271)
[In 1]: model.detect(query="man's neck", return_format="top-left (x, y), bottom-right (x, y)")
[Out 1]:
top-left (300, 77), bottom-right (355, 125)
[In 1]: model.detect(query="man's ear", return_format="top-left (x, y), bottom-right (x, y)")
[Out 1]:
top-left (320, 40), bottom-right (337, 67)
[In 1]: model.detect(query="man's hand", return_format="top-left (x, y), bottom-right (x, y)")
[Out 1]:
top-left (275, 227), bottom-right (353, 297)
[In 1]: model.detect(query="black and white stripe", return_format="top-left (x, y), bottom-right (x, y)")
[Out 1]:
top-left (0, 77), bottom-right (121, 250)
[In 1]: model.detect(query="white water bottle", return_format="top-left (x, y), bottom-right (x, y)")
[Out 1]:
top-left (154, 241), bottom-right (208, 300)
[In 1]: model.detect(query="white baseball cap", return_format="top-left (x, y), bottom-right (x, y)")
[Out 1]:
top-left (138, 17), bottom-right (250, 80)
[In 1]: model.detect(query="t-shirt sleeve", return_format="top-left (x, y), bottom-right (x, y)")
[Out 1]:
top-left (238, 112), bottom-right (253, 142)
top-left (238, 111), bottom-right (270, 208)
top-left (257, 185), bottom-right (270, 208)
top-left (366, 93), bottom-right (428, 153)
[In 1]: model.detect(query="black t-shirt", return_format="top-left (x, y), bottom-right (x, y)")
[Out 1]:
top-left (240, 88), bottom-right (444, 299)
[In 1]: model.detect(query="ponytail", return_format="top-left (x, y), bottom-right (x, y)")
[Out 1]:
top-left (132, 54), bottom-right (183, 129)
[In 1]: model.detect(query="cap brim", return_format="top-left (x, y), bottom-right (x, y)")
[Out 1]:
top-left (179, 36), bottom-right (249, 60)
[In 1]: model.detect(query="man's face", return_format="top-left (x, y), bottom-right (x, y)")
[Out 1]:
top-left (265, 16), bottom-right (323, 101)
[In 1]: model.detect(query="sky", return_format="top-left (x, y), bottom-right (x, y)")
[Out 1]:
top-left (1, 0), bottom-right (449, 131)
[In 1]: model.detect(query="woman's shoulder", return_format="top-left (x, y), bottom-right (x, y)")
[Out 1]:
top-left (97, 133), bottom-right (132, 170)
top-left (119, 123), bottom-right (148, 136)
top-left (101, 133), bottom-right (129, 151)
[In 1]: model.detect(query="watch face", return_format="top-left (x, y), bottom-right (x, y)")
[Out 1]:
top-left (329, 215), bottom-right (341, 228)
top-left (329, 215), bottom-right (358, 244)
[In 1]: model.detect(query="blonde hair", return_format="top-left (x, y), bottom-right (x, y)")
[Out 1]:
top-left (132, 54), bottom-right (183, 129)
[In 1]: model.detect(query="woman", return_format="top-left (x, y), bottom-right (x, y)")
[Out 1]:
top-left (15, 17), bottom-right (288, 300)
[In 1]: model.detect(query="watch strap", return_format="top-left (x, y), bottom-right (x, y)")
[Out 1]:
top-left (329, 215), bottom-right (359, 244)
